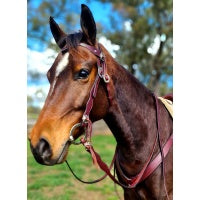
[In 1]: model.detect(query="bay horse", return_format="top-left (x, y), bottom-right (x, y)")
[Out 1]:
top-left (29, 4), bottom-right (173, 200)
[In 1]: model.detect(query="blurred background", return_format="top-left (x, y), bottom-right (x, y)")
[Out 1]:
top-left (27, 0), bottom-right (172, 199)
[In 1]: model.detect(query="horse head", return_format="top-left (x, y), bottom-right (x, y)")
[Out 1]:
top-left (29, 4), bottom-right (111, 165)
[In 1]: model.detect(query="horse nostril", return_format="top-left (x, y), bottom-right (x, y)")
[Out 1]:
top-left (38, 138), bottom-right (52, 160)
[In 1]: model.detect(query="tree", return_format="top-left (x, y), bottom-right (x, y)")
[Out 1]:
top-left (28, 0), bottom-right (172, 95)
top-left (97, 0), bottom-right (173, 94)
top-left (28, 0), bottom-right (86, 51)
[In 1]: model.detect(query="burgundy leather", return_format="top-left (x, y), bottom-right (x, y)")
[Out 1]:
top-left (65, 147), bottom-right (117, 184)
top-left (163, 93), bottom-right (173, 102)
top-left (81, 95), bottom-right (173, 188)
top-left (65, 43), bottom-right (173, 191)
top-left (83, 75), bottom-right (100, 118)
top-left (141, 134), bottom-right (173, 182)
top-left (81, 130), bottom-right (173, 188)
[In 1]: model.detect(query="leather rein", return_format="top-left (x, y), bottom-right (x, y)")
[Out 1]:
top-left (63, 43), bottom-right (173, 192)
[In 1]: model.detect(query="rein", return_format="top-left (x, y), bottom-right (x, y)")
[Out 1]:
top-left (63, 43), bottom-right (173, 194)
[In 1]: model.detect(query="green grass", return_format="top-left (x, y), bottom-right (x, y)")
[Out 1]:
top-left (28, 135), bottom-right (123, 200)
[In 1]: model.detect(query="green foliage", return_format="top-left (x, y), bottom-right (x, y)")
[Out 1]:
top-left (97, 0), bottom-right (173, 94)
top-left (27, 96), bottom-right (40, 114)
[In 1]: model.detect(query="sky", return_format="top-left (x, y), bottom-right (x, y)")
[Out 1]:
top-left (30, 0), bottom-right (117, 26)
top-left (28, 0), bottom-right (122, 52)
top-left (27, 0), bottom-right (173, 107)
top-left (27, 0), bottom-right (124, 107)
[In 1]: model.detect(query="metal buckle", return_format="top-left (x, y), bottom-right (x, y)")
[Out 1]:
top-left (103, 74), bottom-right (110, 83)
top-left (84, 141), bottom-right (91, 147)
top-left (99, 52), bottom-right (104, 61)
top-left (98, 66), bottom-right (103, 78)
top-left (69, 123), bottom-right (83, 145)
top-left (82, 114), bottom-right (89, 123)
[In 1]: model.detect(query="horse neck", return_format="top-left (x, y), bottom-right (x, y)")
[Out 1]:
top-left (103, 53), bottom-right (158, 174)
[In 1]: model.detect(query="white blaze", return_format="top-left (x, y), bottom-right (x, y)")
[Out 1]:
top-left (55, 52), bottom-right (69, 77)
top-left (50, 52), bottom-right (70, 95)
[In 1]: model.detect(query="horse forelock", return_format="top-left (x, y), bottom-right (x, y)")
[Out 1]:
top-left (59, 31), bottom-right (83, 50)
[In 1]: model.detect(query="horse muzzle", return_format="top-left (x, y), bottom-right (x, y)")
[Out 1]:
top-left (30, 123), bottom-right (83, 165)
top-left (30, 138), bottom-right (54, 165)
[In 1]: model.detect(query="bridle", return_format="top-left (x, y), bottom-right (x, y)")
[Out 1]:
top-left (62, 42), bottom-right (173, 197)
top-left (66, 42), bottom-right (112, 146)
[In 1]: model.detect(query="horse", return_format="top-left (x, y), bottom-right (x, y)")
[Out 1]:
top-left (29, 4), bottom-right (173, 200)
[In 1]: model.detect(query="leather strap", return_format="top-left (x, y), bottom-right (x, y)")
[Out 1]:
top-left (65, 148), bottom-right (117, 184)
top-left (64, 43), bottom-right (173, 192)
top-left (115, 134), bottom-right (173, 184)
top-left (80, 94), bottom-right (173, 189)
top-left (82, 74), bottom-right (100, 120)
top-left (141, 134), bottom-right (173, 182)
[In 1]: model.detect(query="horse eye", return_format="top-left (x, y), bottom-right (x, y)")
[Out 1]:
top-left (78, 69), bottom-right (89, 79)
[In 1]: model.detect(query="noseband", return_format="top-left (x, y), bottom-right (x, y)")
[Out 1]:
top-left (62, 43), bottom-right (173, 196)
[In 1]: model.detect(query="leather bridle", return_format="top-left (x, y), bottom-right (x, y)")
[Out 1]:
top-left (66, 42), bottom-right (112, 146)
top-left (62, 43), bottom-right (173, 197)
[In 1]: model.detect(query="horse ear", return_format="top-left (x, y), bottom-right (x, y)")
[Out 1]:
top-left (80, 4), bottom-right (96, 45)
top-left (49, 16), bottom-right (66, 49)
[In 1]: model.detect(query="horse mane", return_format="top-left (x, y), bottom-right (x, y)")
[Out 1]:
top-left (59, 31), bottom-right (83, 50)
